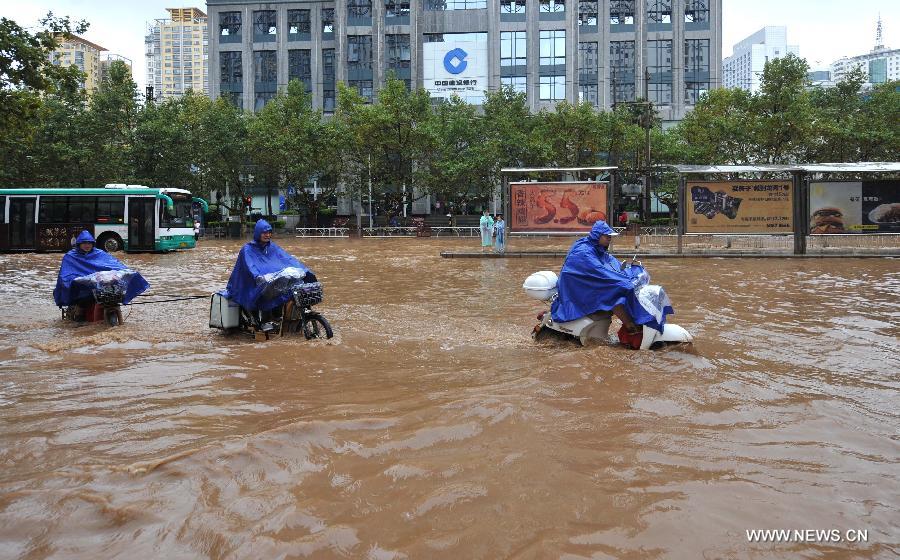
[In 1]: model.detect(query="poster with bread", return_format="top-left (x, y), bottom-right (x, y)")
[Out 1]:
top-left (510, 182), bottom-right (608, 232)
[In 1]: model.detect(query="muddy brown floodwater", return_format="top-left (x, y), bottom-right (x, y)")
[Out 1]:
top-left (0, 237), bottom-right (897, 560)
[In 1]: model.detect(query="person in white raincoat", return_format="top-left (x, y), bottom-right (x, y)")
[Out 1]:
top-left (479, 209), bottom-right (494, 252)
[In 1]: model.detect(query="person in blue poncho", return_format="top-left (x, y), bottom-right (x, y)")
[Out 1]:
top-left (551, 220), bottom-right (673, 338)
top-left (223, 219), bottom-right (316, 330)
top-left (53, 230), bottom-right (150, 320)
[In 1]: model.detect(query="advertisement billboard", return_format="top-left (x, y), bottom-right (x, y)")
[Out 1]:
top-left (510, 182), bottom-right (608, 233)
top-left (810, 181), bottom-right (900, 234)
top-left (686, 180), bottom-right (793, 234)
top-left (423, 36), bottom-right (488, 104)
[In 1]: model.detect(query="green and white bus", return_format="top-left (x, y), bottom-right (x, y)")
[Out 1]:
top-left (0, 185), bottom-right (208, 252)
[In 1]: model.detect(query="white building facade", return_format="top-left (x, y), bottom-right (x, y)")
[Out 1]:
top-left (722, 26), bottom-right (798, 93)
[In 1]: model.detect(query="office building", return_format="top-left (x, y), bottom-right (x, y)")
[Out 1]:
top-left (145, 7), bottom-right (210, 101)
top-left (49, 35), bottom-right (107, 92)
top-left (722, 26), bottom-right (798, 93)
top-left (830, 17), bottom-right (900, 86)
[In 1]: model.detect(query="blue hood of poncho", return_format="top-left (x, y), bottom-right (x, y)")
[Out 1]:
top-left (53, 231), bottom-right (150, 307)
top-left (222, 221), bottom-right (315, 311)
top-left (550, 235), bottom-right (672, 332)
top-left (588, 220), bottom-right (618, 240)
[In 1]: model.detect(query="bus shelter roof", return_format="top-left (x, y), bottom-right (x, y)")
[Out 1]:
top-left (667, 162), bottom-right (900, 174)
top-left (501, 166), bottom-right (618, 174)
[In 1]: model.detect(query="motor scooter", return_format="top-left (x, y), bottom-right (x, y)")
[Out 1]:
top-left (523, 266), bottom-right (692, 349)
top-left (63, 270), bottom-right (135, 326)
top-left (210, 267), bottom-right (333, 341)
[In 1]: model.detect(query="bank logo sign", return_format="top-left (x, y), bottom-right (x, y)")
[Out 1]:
top-left (443, 48), bottom-right (468, 74)
top-left (424, 39), bottom-right (487, 103)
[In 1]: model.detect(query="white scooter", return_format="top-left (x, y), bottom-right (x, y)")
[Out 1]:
top-left (523, 269), bottom-right (693, 349)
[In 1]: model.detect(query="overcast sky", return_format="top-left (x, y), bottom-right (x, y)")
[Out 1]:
top-left (1, 0), bottom-right (897, 90)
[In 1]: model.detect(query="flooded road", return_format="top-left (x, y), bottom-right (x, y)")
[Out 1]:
top-left (0, 237), bottom-right (897, 559)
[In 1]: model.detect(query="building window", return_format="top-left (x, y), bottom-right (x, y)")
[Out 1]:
top-left (323, 48), bottom-right (336, 112)
top-left (347, 35), bottom-right (373, 70)
top-left (610, 40), bottom-right (635, 103)
top-left (539, 30), bottom-right (565, 65)
top-left (386, 0), bottom-right (411, 17)
top-left (540, 75), bottom-right (565, 100)
top-left (348, 0), bottom-right (373, 19)
top-left (501, 76), bottom-right (527, 93)
top-left (253, 11), bottom-right (277, 37)
top-left (253, 50), bottom-right (277, 87)
top-left (684, 82), bottom-right (708, 104)
top-left (220, 51), bottom-right (242, 86)
top-left (219, 12), bottom-right (241, 38)
top-left (426, 0), bottom-right (487, 10)
top-left (684, 38), bottom-right (709, 73)
top-left (684, 0), bottom-right (708, 23)
top-left (649, 82), bottom-right (671, 104)
top-left (322, 9), bottom-right (335, 34)
top-left (540, 0), bottom-right (564, 12)
top-left (609, 0), bottom-right (633, 24)
top-left (500, 0), bottom-right (526, 13)
top-left (288, 50), bottom-right (312, 91)
top-left (501, 31), bottom-right (527, 67)
top-left (386, 34), bottom-right (411, 69)
top-left (646, 0), bottom-right (671, 23)
top-left (578, 41), bottom-right (598, 82)
top-left (647, 39), bottom-right (671, 74)
top-left (578, 0), bottom-right (598, 25)
top-left (349, 80), bottom-right (374, 102)
top-left (255, 91), bottom-right (275, 111)
top-left (288, 10), bottom-right (311, 35)
top-left (578, 84), bottom-right (598, 105)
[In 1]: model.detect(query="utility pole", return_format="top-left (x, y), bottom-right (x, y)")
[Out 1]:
top-left (643, 68), bottom-right (651, 223)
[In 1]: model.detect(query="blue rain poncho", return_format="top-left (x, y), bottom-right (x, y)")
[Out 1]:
top-left (53, 230), bottom-right (150, 307)
top-left (222, 220), bottom-right (316, 311)
top-left (480, 214), bottom-right (494, 247)
top-left (494, 219), bottom-right (506, 253)
top-left (550, 222), bottom-right (673, 333)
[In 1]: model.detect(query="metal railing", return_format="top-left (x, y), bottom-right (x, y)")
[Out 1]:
top-left (361, 226), bottom-right (419, 237)
top-left (428, 226), bottom-right (481, 237)
top-left (295, 227), bottom-right (350, 237)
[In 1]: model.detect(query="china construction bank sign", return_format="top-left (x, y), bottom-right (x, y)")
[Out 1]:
top-left (423, 39), bottom-right (487, 104)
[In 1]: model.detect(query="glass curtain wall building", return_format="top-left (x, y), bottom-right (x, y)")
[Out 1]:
top-left (208, 0), bottom-right (721, 121)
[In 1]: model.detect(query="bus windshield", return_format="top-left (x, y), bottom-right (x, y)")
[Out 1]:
top-left (160, 193), bottom-right (193, 228)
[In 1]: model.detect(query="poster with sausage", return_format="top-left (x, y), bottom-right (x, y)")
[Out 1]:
top-left (510, 182), bottom-right (608, 233)
top-left (809, 181), bottom-right (900, 233)
top-left (686, 180), bottom-right (793, 233)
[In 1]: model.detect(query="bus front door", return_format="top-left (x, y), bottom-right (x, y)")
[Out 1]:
top-left (9, 197), bottom-right (36, 250)
top-left (128, 198), bottom-right (156, 251)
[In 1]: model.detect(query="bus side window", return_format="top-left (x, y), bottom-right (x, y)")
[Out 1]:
top-left (69, 198), bottom-right (96, 224)
top-left (39, 196), bottom-right (68, 223)
top-left (97, 196), bottom-right (125, 223)
top-left (0, 196), bottom-right (5, 223)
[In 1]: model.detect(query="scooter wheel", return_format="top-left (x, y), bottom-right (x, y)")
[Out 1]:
top-left (303, 314), bottom-right (333, 340)
top-left (532, 325), bottom-right (553, 342)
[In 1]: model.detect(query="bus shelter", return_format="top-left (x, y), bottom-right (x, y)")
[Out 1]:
top-left (672, 163), bottom-right (900, 255)
top-left (500, 167), bottom-right (618, 235)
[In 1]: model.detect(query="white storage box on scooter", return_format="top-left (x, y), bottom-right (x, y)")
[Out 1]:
top-left (209, 293), bottom-right (240, 329)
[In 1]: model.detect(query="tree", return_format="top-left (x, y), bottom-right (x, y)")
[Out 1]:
top-left (672, 87), bottom-right (755, 164)
top-left (419, 94), bottom-right (494, 207)
top-left (0, 12), bottom-right (88, 185)
top-left (246, 80), bottom-right (321, 215)
top-left (533, 101), bottom-right (605, 169)
top-left (751, 53), bottom-right (813, 163)
top-left (806, 67), bottom-right (866, 162)
top-left (482, 86), bottom-right (540, 186)
top-left (83, 60), bottom-right (140, 184)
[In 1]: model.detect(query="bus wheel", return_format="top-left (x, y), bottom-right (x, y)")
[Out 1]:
top-left (98, 233), bottom-right (123, 252)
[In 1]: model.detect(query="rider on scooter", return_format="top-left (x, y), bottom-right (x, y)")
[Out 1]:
top-left (53, 230), bottom-right (149, 320)
top-left (223, 219), bottom-right (316, 332)
top-left (551, 220), bottom-right (667, 341)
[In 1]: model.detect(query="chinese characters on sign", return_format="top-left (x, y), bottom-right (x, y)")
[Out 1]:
top-left (510, 182), bottom-right (608, 232)
top-left (809, 181), bottom-right (900, 234)
top-left (686, 181), bottom-right (793, 233)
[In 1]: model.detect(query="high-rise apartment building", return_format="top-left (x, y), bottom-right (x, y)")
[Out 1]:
top-left (49, 35), bottom-right (107, 92)
top-left (145, 7), bottom-right (210, 101)
top-left (100, 53), bottom-right (134, 83)
top-left (207, 0), bottom-right (721, 123)
top-left (722, 26), bottom-right (798, 93)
